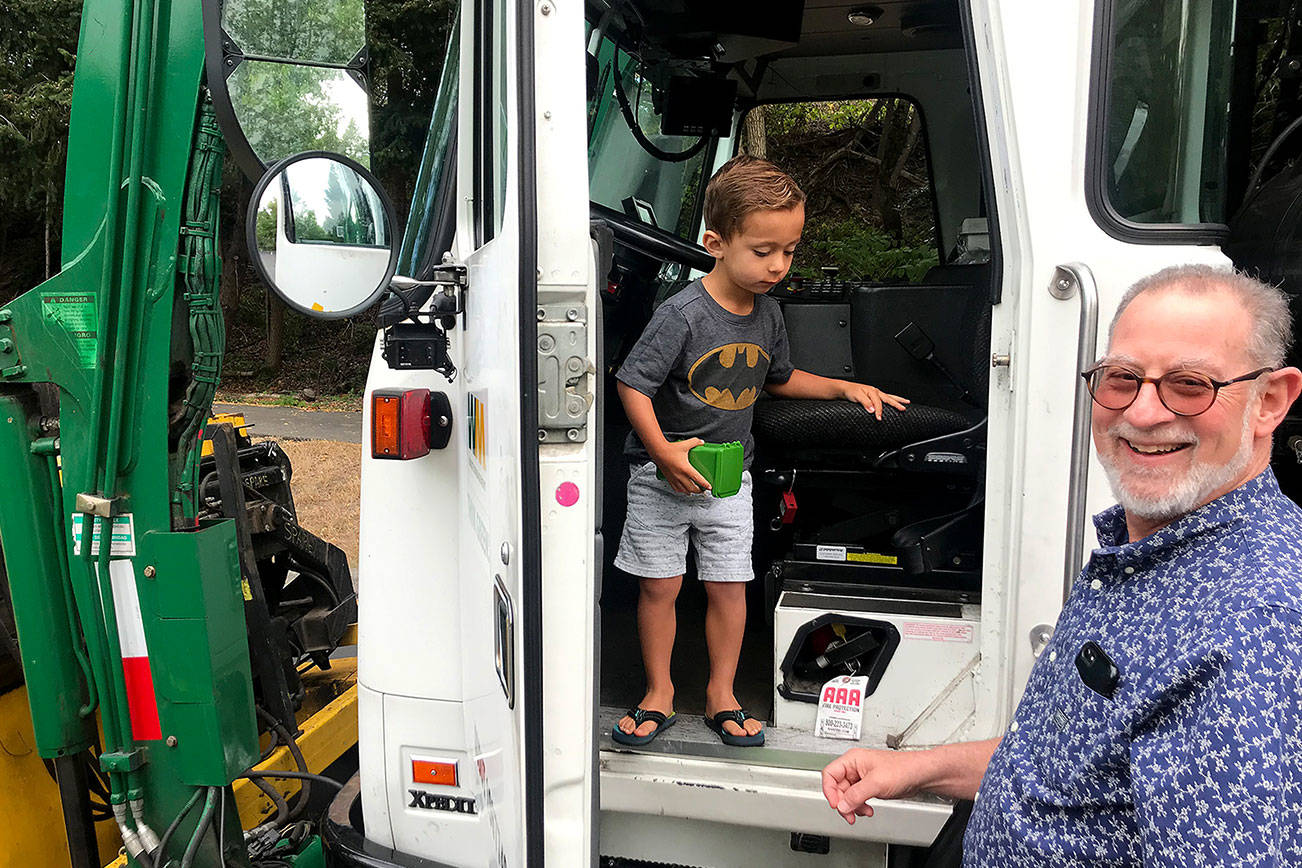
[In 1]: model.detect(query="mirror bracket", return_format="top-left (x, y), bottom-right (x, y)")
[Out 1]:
top-left (381, 265), bottom-right (467, 381)
top-left (220, 28), bottom-right (245, 80)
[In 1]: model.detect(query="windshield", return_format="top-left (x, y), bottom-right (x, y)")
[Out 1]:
top-left (586, 26), bottom-right (717, 240)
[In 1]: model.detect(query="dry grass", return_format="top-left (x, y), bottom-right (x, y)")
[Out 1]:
top-left (267, 439), bottom-right (362, 572)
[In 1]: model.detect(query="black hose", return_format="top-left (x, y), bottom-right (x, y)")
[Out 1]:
top-left (256, 707), bottom-right (312, 819)
top-left (152, 787), bottom-right (204, 864)
top-left (240, 770), bottom-right (346, 791)
top-left (180, 787), bottom-right (218, 868)
top-left (610, 46), bottom-right (709, 163)
top-left (1245, 113), bottom-right (1302, 204)
top-left (250, 775), bottom-right (290, 830)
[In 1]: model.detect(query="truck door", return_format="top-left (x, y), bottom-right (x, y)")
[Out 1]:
top-left (980, 0), bottom-right (1265, 701)
top-left (458, 0), bottom-right (597, 862)
top-left (357, 0), bottom-right (596, 864)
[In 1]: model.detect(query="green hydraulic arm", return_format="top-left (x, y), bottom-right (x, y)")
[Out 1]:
top-left (0, 1), bottom-right (259, 865)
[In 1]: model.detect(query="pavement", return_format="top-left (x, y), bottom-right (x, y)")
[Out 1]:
top-left (213, 402), bottom-right (362, 443)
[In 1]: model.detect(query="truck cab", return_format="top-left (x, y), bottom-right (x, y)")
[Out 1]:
top-left (333, 0), bottom-right (1302, 865)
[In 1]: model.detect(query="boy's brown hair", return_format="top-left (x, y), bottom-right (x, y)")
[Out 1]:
top-left (703, 155), bottom-right (805, 240)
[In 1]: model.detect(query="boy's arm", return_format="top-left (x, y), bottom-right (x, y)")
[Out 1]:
top-left (765, 369), bottom-right (909, 421)
top-left (617, 381), bottom-right (710, 494)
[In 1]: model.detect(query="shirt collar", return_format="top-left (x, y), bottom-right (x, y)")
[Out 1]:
top-left (1091, 467), bottom-right (1281, 560)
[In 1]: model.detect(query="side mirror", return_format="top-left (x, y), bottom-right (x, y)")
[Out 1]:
top-left (203, 0), bottom-right (371, 180)
top-left (246, 152), bottom-right (398, 319)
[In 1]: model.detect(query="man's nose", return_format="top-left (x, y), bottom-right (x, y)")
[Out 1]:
top-left (1123, 380), bottom-right (1176, 426)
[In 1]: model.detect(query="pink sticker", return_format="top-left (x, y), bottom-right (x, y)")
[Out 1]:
top-left (555, 482), bottom-right (580, 507)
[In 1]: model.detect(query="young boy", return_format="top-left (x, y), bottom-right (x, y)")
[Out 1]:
top-left (612, 155), bottom-right (909, 747)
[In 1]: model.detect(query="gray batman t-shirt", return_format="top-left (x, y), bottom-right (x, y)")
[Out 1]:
top-left (616, 280), bottom-right (794, 468)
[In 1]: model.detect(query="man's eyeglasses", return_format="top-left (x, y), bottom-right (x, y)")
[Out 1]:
top-left (1080, 365), bottom-right (1275, 417)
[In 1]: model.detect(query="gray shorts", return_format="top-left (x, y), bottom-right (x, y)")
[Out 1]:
top-left (614, 461), bottom-right (754, 582)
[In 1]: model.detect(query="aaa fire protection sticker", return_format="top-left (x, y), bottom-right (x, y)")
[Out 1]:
top-left (815, 675), bottom-right (868, 740)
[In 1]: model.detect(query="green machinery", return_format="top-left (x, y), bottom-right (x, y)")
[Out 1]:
top-left (0, 1), bottom-right (273, 864)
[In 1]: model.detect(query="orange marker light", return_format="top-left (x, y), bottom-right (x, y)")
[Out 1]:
top-left (372, 389), bottom-right (432, 460)
top-left (412, 757), bottom-right (458, 787)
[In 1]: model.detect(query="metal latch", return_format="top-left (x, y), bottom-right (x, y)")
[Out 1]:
top-left (536, 303), bottom-right (592, 442)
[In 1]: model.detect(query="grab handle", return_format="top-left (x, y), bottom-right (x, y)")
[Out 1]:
top-left (1049, 264), bottom-right (1099, 601)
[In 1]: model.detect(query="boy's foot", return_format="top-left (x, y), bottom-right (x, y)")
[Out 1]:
top-left (704, 709), bottom-right (765, 747)
top-left (705, 692), bottom-right (764, 740)
top-left (611, 707), bottom-right (678, 746)
top-left (617, 691), bottom-right (674, 739)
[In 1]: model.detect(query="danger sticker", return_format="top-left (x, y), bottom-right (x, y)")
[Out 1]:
top-left (902, 621), bottom-right (974, 643)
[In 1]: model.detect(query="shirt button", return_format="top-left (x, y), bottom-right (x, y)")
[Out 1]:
top-left (1123, 566), bottom-right (1135, 575)
top-left (1090, 578), bottom-right (1103, 590)
top-left (1049, 651), bottom-right (1057, 662)
top-left (1009, 721), bottom-right (1019, 732)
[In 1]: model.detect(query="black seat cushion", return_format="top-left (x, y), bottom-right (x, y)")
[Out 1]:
top-left (753, 399), bottom-right (973, 454)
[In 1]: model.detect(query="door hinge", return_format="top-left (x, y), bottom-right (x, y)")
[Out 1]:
top-left (536, 303), bottom-right (592, 442)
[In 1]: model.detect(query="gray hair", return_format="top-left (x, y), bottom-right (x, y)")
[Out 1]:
top-left (1109, 264), bottom-right (1293, 368)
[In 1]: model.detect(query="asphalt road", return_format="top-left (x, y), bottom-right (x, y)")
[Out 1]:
top-left (213, 402), bottom-right (362, 443)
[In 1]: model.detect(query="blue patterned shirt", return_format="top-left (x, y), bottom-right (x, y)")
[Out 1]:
top-left (964, 468), bottom-right (1302, 866)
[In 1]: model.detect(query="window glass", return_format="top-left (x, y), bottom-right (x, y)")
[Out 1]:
top-left (758, 99), bottom-right (942, 283)
top-left (398, 17), bottom-right (460, 272)
top-left (282, 158), bottom-right (386, 247)
top-left (1099, 0), bottom-right (1236, 225)
top-left (472, 0), bottom-right (509, 246)
top-left (586, 31), bottom-right (713, 240)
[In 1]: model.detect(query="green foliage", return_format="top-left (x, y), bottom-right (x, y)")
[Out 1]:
top-left (793, 217), bottom-right (938, 283)
top-left (226, 62), bottom-right (370, 167)
top-left (0, 0), bottom-right (80, 297)
top-left (366, 0), bottom-right (458, 217)
top-left (223, 0), bottom-right (365, 64)
top-left (766, 100), bottom-right (879, 137)
top-left (255, 199), bottom-right (277, 250)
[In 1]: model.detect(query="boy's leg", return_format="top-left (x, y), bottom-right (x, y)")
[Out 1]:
top-left (692, 471), bottom-right (761, 739)
top-left (702, 580), bottom-right (762, 738)
top-left (617, 574), bottom-right (682, 737)
top-left (613, 461), bottom-right (691, 739)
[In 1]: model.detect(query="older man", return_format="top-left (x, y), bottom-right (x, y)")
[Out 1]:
top-left (822, 265), bottom-right (1302, 865)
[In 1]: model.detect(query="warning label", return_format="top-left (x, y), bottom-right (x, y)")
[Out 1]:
top-left (902, 621), bottom-right (974, 643)
top-left (41, 292), bottom-right (98, 369)
top-left (71, 513), bottom-right (136, 557)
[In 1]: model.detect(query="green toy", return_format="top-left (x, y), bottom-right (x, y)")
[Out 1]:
top-left (657, 441), bottom-right (744, 498)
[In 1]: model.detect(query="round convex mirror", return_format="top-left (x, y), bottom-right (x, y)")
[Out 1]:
top-left (246, 152), bottom-right (398, 319)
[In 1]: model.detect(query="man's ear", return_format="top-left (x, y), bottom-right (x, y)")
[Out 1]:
top-left (701, 229), bottom-right (726, 259)
top-left (1255, 366), bottom-right (1302, 436)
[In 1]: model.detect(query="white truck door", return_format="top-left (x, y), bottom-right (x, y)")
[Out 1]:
top-left (454, 0), bottom-right (596, 864)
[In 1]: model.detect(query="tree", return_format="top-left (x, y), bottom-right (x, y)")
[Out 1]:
top-left (0, 0), bottom-right (80, 299)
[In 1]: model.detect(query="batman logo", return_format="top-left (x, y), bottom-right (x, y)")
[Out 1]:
top-left (687, 343), bottom-right (770, 410)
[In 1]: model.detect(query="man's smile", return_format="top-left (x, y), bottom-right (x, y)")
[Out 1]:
top-left (1122, 438), bottom-right (1192, 457)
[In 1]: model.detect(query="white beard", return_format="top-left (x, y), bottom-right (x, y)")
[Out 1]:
top-left (1099, 409), bottom-right (1255, 523)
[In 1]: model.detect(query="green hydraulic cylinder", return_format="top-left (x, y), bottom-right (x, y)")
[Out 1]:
top-left (0, 392), bottom-right (95, 756)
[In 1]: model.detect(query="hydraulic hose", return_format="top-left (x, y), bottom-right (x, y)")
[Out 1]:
top-left (180, 787), bottom-right (218, 868)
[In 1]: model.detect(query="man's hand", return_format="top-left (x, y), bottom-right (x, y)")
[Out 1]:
top-left (838, 381), bottom-right (910, 421)
top-left (821, 748), bottom-right (931, 824)
top-left (651, 437), bottom-right (710, 494)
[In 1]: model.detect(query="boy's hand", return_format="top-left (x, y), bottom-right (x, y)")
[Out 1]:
top-left (651, 437), bottom-right (711, 494)
top-left (839, 382), bottom-right (909, 421)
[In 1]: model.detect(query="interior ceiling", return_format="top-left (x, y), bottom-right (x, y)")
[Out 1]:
top-left (605, 0), bottom-right (965, 61)
top-left (790, 0), bottom-right (964, 57)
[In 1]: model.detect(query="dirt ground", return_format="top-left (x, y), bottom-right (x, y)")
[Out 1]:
top-left (269, 439), bottom-right (362, 572)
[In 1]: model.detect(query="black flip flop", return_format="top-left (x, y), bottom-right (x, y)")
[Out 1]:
top-left (704, 709), bottom-right (765, 746)
top-left (611, 707), bottom-right (677, 746)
